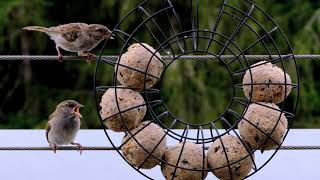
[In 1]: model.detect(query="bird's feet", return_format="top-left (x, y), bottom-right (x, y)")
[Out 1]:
top-left (57, 54), bottom-right (63, 62)
top-left (71, 142), bottom-right (83, 155)
top-left (50, 143), bottom-right (58, 154)
top-left (86, 53), bottom-right (96, 62)
top-left (78, 52), bottom-right (96, 63)
top-left (56, 45), bottom-right (63, 62)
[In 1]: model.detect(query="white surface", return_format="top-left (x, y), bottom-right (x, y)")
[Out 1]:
top-left (0, 129), bottom-right (319, 180)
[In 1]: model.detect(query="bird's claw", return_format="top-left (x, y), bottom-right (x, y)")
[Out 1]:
top-left (71, 142), bottom-right (83, 155)
top-left (57, 55), bottom-right (63, 62)
top-left (78, 52), bottom-right (96, 63)
top-left (50, 144), bottom-right (58, 154)
top-left (85, 53), bottom-right (96, 63)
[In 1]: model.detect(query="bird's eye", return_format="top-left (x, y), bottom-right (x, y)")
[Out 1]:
top-left (98, 29), bottom-right (105, 33)
top-left (68, 104), bottom-right (75, 108)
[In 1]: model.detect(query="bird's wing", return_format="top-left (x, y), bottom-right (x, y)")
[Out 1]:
top-left (48, 112), bottom-right (55, 121)
top-left (51, 23), bottom-right (82, 42)
top-left (45, 122), bottom-right (51, 143)
top-left (46, 112), bottom-right (55, 143)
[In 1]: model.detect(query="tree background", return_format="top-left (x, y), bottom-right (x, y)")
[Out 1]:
top-left (0, 0), bottom-right (319, 129)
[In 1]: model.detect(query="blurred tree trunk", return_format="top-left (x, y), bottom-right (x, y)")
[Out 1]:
top-left (21, 31), bottom-right (32, 79)
top-left (21, 31), bottom-right (32, 119)
top-left (20, 7), bottom-right (32, 127)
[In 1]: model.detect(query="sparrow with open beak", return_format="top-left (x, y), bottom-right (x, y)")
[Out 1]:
top-left (23, 23), bottom-right (114, 62)
top-left (46, 100), bottom-right (84, 154)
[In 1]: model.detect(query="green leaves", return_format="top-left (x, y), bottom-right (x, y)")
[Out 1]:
top-left (1, 0), bottom-right (320, 128)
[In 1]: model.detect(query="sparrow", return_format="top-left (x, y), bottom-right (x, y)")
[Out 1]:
top-left (22, 23), bottom-right (114, 62)
top-left (46, 100), bottom-right (84, 154)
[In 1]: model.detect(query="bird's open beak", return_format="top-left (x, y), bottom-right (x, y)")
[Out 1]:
top-left (74, 104), bottom-right (84, 118)
top-left (105, 32), bottom-right (115, 39)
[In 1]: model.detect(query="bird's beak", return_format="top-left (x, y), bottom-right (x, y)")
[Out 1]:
top-left (105, 32), bottom-right (115, 39)
top-left (74, 105), bottom-right (84, 118)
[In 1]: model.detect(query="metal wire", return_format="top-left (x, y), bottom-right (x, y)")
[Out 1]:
top-left (0, 146), bottom-right (118, 151)
top-left (0, 55), bottom-right (319, 61)
top-left (0, 145), bottom-right (319, 151)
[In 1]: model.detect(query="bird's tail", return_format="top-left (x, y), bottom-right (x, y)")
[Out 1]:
top-left (22, 26), bottom-right (49, 33)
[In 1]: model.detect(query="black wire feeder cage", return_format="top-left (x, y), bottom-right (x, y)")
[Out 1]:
top-left (94, 0), bottom-right (299, 179)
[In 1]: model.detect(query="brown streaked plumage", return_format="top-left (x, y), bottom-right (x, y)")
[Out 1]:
top-left (46, 100), bottom-right (84, 154)
top-left (23, 23), bottom-right (114, 62)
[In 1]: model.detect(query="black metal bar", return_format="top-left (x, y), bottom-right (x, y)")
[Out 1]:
top-left (200, 126), bottom-right (206, 179)
top-left (196, 127), bottom-right (200, 144)
top-left (163, 0), bottom-right (185, 53)
top-left (118, 121), bottom-right (156, 149)
top-left (137, 119), bottom-right (175, 170)
top-left (100, 56), bottom-right (161, 80)
top-left (171, 125), bottom-right (189, 180)
top-left (227, 109), bottom-right (281, 147)
top-left (232, 54), bottom-right (293, 76)
top-left (220, 116), bottom-right (258, 171)
top-left (101, 100), bottom-right (160, 123)
top-left (222, 11), bottom-right (274, 65)
top-left (196, 0), bottom-right (199, 50)
top-left (234, 83), bottom-right (298, 89)
top-left (96, 86), bottom-right (160, 93)
top-left (225, 25), bottom-right (277, 65)
top-left (205, 0), bottom-right (226, 52)
top-left (218, 4), bottom-right (255, 57)
top-left (164, 0), bottom-right (186, 52)
top-left (137, 5), bottom-right (175, 58)
top-left (233, 97), bottom-right (296, 119)
top-left (112, 29), bottom-right (166, 66)
top-left (211, 122), bottom-right (233, 179)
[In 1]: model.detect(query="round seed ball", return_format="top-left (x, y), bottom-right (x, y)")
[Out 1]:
top-left (161, 142), bottom-right (208, 180)
top-left (116, 43), bottom-right (163, 89)
top-left (100, 88), bottom-right (147, 132)
top-left (207, 135), bottom-right (254, 180)
top-left (121, 121), bottom-right (167, 169)
top-left (242, 61), bottom-right (292, 104)
top-left (238, 103), bottom-right (288, 150)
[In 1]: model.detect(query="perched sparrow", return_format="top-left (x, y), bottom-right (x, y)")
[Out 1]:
top-left (46, 100), bottom-right (84, 154)
top-left (23, 23), bottom-right (114, 62)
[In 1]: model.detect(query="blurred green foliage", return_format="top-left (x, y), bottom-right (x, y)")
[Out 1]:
top-left (0, 0), bottom-right (320, 129)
